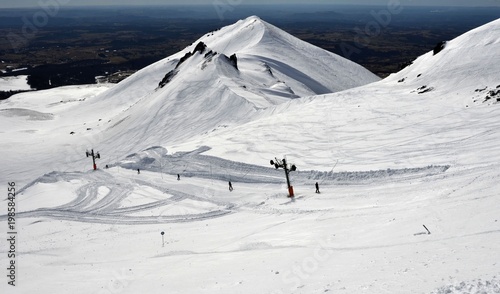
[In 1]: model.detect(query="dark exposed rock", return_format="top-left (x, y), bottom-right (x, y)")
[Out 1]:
top-left (264, 63), bottom-right (274, 77)
top-left (193, 41), bottom-right (207, 54)
top-left (175, 52), bottom-right (193, 69)
top-left (433, 41), bottom-right (447, 56)
top-left (417, 85), bottom-right (434, 94)
top-left (229, 54), bottom-right (238, 70)
top-left (0, 90), bottom-right (33, 100)
top-left (159, 42), bottom-right (211, 87)
top-left (204, 50), bottom-right (216, 58)
top-left (174, 42), bottom-right (208, 69)
top-left (399, 60), bottom-right (413, 70)
top-left (201, 50), bottom-right (217, 70)
top-left (158, 69), bottom-right (178, 88)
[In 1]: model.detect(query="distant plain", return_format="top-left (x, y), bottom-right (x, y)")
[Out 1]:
top-left (1, 5), bottom-right (499, 90)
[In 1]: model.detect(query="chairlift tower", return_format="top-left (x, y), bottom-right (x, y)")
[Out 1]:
top-left (270, 157), bottom-right (297, 198)
top-left (86, 149), bottom-right (101, 170)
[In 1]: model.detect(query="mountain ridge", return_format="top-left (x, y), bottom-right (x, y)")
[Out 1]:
top-left (80, 15), bottom-right (380, 159)
top-left (180, 17), bottom-right (500, 172)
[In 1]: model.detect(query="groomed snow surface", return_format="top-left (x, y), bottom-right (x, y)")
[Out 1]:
top-left (1, 16), bottom-right (500, 294)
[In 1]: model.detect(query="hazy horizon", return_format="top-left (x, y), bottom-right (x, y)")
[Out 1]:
top-left (1, 0), bottom-right (500, 8)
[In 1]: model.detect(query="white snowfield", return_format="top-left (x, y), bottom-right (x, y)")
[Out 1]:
top-left (1, 16), bottom-right (500, 294)
top-left (0, 75), bottom-right (31, 91)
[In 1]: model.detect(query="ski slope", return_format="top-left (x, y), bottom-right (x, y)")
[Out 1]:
top-left (1, 17), bottom-right (500, 294)
top-left (0, 16), bottom-right (379, 184)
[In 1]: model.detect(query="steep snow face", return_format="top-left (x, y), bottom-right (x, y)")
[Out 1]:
top-left (196, 16), bottom-right (380, 94)
top-left (96, 15), bottom-right (380, 106)
top-left (384, 18), bottom-right (500, 105)
top-left (96, 51), bottom-right (259, 158)
top-left (91, 15), bottom-right (379, 114)
top-left (184, 18), bottom-right (500, 173)
top-left (75, 16), bottom-right (380, 158)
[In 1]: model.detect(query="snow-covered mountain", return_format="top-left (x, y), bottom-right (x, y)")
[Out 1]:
top-left (1, 17), bottom-right (500, 294)
top-left (1, 15), bottom-right (379, 183)
top-left (385, 16), bottom-right (500, 104)
top-left (191, 18), bottom-right (500, 172)
top-left (88, 15), bottom-right (379, 156)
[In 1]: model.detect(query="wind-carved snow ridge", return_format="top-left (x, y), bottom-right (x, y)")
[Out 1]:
top-left (5, 145), bottom-right (450, 225)
top-left (158, 41), bottom-right (212, 88)
top-left (118, 146), bottom-right (450, 185)
top-left (158, 41), bottom-right (240, 89)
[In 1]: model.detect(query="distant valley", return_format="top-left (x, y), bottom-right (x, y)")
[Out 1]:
top-left (1, 5), bottom-right (499, 97)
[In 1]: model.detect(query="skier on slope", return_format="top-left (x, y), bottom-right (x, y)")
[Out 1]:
top-left (315, 182), bottom-right (320, 194)
top-left (229, 181), bottom-right (233, 192)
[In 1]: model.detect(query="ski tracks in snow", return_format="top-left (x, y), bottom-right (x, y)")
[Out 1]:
top-left (6, 169), bottom-right (233, 225)
top-left (1, 146), bottom-right (451, 225)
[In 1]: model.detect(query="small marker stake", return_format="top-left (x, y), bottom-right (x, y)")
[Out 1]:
top-left (423, 225), bottom-right (431, 235)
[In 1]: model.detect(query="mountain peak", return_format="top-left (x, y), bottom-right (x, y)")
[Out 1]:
top-left (243, 15), bottom-right (263, 22)
top-left (195, 15), bottom-right (269, 55)
top-left (234, 15), bottom-right (266, 28)
top-left (84, 16), bottom-right (379, 154)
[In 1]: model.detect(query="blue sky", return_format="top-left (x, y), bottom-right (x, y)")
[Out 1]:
top-left (1, 0), bottom-right (500, 8)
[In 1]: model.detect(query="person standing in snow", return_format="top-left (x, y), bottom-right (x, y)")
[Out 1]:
top-left (137, 168), bottom-right (140, 174)
top-left (229, 181), bottom-right (233, 192)
top-left (177, 174), bottom-right (180, 181)
top-left (315, 182), bottom-right (320, 194)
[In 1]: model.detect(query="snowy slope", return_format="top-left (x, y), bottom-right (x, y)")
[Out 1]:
top-left (1, 17), bottom-right (500, 294)
top-left (0, 75), bottom-right (31, 91)
top-left (0, 16), bottom-right (379, 183)
top-left (92, 15), bottom-right (379, 156)
top-left (189, 18), bottom-right (500, 172)
top-left (384, 17), bottom-right (500, 105)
